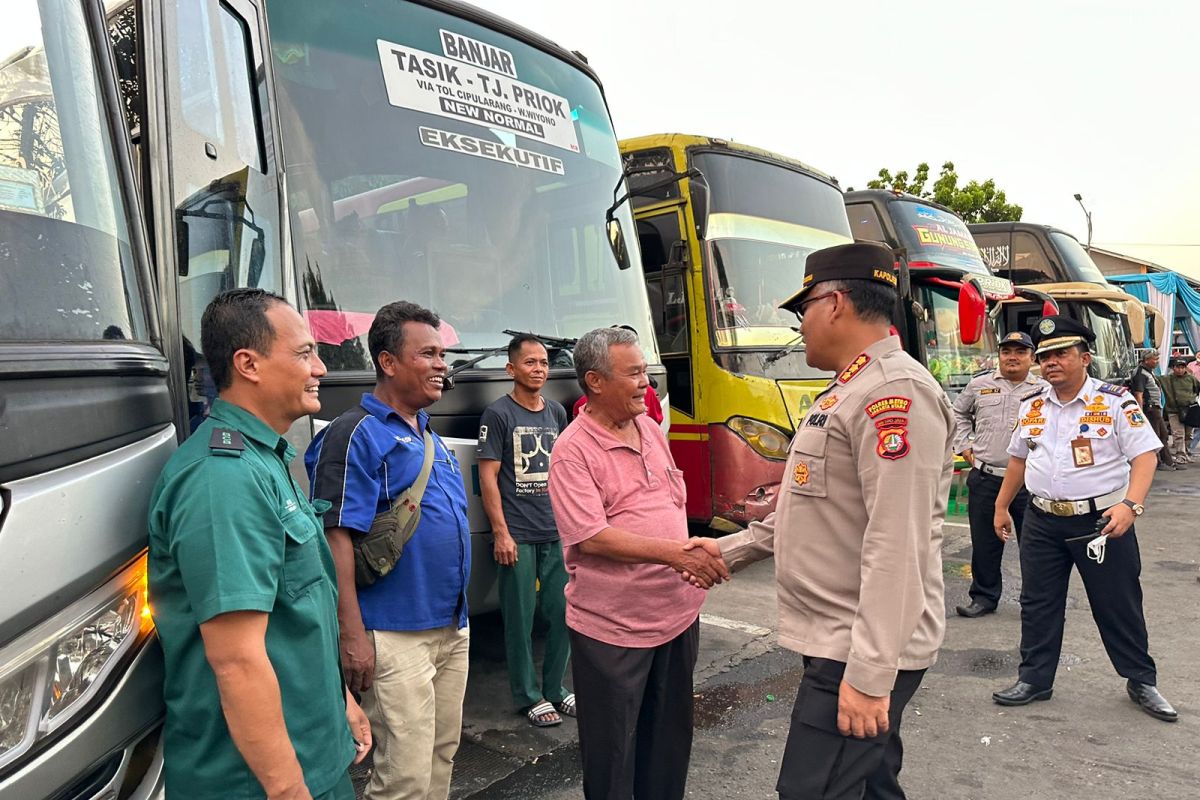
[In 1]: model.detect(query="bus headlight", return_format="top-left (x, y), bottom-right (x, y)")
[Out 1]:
top-left (726, 417), bottom-right (792, 460)
top-left (0, 555), bottom-right (153, 771)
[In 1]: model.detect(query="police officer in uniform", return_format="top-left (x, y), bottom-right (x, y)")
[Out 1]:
top-left (990, 315), bottom-right (1178, 722)
top-left (952, 331), bottom-right (1044, 617)
top-left (716, 242), bottom-right (954, 799)
top-left (148, 289), bottom-right (372, 800)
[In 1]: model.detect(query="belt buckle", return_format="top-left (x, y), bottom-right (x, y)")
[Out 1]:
top-left (1050, 501), bottom-right (1075, 517)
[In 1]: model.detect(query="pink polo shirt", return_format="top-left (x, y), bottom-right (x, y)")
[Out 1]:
top-left (548, 412), bottom-right (705, 647)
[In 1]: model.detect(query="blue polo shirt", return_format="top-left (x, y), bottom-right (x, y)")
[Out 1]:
top-left (306, 393), bottom-right (470, 631)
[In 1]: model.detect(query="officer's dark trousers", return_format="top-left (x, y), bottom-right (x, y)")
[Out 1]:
top-left (777, 657), bottom-right (925, 800)
top-left (570, 619), bottom-right (699, 800)
top-left (966, 468), bottom-right (1028, 609)
top-left (1017, 506), bottom-right (1157, 689)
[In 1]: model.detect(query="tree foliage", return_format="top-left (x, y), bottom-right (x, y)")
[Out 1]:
top-left (861, 161), bottom-right (1023, 223)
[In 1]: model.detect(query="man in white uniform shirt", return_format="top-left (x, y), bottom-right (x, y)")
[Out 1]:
top-left (990, 315), bottom-right (1177, 722)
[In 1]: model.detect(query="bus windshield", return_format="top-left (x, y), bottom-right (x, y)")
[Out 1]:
top-left (1049, 231), bottom-right (1107, 285)
top-left (265, 0), bottom-right (653, 371)
top-left (892, 201), bottom-right (989, 276)
top-left (691, 151), bottom-right (851, 361)
top-left (0, 1), bottom-right (145, 342)
top-left (1078, 302), bottom-right (1135, 380)
top-left (919, 284), bottom-right (998, 391)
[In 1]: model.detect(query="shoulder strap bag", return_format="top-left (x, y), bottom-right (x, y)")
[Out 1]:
top-left (353, 428), bottom-right (437, 587)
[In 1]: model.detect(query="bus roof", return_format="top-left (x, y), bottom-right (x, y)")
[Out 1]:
top-left (620, 133), bottom-right (841, 189)
top-left (105, 0), bottom-right (602, 84)
top-left (967, 221), bottom-right (1080, 241)
top-left (843, 188), bottom-right (961, 217)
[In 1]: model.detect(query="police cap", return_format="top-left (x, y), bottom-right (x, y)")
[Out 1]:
top-left (1031, 315), bottom-right (1096, 356)
top-left (998, 331), bottom-right (1035, 351)
top-left (780, 242), bottom-right (898, 312)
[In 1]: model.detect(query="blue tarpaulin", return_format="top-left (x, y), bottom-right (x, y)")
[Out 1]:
top-left (1109, 272), bottom-right (1200, 325)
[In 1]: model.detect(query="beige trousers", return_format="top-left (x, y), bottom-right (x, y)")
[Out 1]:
top-left (362, 625), bottom-right (470, 800)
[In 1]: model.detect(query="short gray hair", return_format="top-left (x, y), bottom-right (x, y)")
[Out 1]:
top-left (574, 327), bottom-right (639, 395)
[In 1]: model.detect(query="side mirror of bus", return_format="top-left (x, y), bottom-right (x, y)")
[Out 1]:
top-left (607, 217), bottom-right (632, 270)
top-left (959, 279), bottom-right (986, 346)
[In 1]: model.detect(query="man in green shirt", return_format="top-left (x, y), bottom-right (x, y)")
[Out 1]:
top-left (1160, 358), bottom-right (1200, 464)
top-left (148, 289), bottom-right (370, 800)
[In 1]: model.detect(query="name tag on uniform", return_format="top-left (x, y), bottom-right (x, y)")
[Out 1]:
top-left (1071, 437), bottom-right (1095, 468)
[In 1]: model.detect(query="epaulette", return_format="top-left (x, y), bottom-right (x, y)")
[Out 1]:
top-left (209, 427), bottom-right (245, 457)
top-left (1020, 387), bottom-right (1047, 402)
top-left (971, 366), bottom-right (991, 378)
top-left (1099, 383), bottom-right (1128, 396)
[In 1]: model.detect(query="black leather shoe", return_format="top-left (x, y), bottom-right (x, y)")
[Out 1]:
top-left (993, 681), bottom-right (1053, 706)
top-left (1127, 681), bottom-right (1178, 722)
top-left (955, 602), bottom-right (997, 618)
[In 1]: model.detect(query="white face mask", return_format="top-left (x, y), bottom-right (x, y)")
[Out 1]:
top-left (1087, 534), bottom-right (1108, 565)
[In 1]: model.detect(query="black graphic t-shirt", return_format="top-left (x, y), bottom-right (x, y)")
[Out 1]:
top-left (476, 395), bottom-right (569, 543)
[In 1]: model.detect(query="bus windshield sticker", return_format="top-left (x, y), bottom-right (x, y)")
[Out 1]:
top-left (418, 127), bottom-right (565, 175)
top-left (439, 29), bottom-right (517, 79)
top-left (377, 38), bottom-right (580, 153)
top-left (911, 224), bottom-right (976, 254)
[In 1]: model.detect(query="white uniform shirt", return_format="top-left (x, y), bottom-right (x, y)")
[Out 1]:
top-left (952, 371), bottom-right (1045, 466)
top-left (1007, 377), bottom-right (1161, 500)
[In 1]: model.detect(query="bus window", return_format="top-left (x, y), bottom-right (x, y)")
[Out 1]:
top-left (1010, 231), bottom-right (1055, 284)
top-left (845, 202), bottom-right (887, 244)
top-left (0, 6), bottom-right (146, 342)
top-left (1048, 231), bottom-right (1106, 284)
top-left (919, 284), bottom-right (996, 391)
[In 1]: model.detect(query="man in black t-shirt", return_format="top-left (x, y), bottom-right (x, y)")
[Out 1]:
top-left (1130, 351), bottom-right (1178, 470)
top-left (478, 335), bottom-right (573, 726)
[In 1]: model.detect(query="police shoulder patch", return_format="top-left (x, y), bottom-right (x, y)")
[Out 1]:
top-left (1020, 387), bottom-right (1047, 402)
top-left (208, 427), bottom-right (245, 456)
top-left (1099, 383), bottom-right (1128, 396)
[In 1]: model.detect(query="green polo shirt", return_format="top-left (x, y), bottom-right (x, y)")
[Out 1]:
top-left (148, 399), bottom-right (355, 799)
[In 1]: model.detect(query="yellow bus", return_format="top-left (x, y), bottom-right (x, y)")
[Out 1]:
top-left (618, 134), bottom-right (852, 531)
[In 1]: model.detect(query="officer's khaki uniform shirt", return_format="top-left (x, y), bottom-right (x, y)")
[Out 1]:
top-left (1007, 377), bottom-right (1161, 500)
top-left (720, 337), bottom-right (954, 697)
top-left (952, 371), bottom-right (1045, 467)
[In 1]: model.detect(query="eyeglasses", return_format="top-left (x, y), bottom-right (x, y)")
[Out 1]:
top-left (794, 290), bottom-right (841, 317)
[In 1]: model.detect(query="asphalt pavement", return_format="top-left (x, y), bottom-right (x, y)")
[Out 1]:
top-left (355, 466), bottom-right (1200, 799)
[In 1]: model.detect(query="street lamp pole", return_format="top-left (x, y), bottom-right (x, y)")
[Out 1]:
top-left (1073, 193), bottom-right (1093, 250)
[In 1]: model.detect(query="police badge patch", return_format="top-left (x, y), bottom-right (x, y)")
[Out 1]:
top-left (793, 462), bottom-right (810, 486)
top-left (875, 417), bottom-right (910, 460)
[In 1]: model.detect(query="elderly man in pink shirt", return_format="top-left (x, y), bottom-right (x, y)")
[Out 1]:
top-left (549, 326), bottom-right (727, 800)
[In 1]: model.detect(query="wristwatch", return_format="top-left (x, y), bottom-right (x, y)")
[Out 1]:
top-left (1121, 499), bottom-right (1145, 516)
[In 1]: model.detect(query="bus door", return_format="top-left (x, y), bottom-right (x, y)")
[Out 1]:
top-left (635, 205), bottom-right (710, 517)
top-left (637, 207), bottom-right (693, 414)
top-left (140, 0), bottom-right (287, 439)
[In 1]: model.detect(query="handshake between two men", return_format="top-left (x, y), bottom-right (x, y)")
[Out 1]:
top-left (675, 537), bottom-right (730, 589)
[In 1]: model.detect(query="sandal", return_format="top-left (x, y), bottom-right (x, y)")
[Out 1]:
top-left (553, 693), bottom-right (577, 718)
top-left (525, 700), bottom-right (562, 728)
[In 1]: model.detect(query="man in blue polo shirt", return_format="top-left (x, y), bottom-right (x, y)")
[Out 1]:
top-left (307, 301), bottom-right (470, 800)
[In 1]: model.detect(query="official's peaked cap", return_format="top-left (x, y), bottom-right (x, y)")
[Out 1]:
top-left (780, 242), bottom-right (898, 312)
top-left (1031, 314), bottom-right (1096, 356)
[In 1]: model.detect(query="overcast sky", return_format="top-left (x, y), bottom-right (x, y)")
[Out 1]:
top-left (488, 0), bottom-right (1200, 277)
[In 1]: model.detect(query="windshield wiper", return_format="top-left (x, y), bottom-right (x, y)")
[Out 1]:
top-left (501, 329), bottom-right (578, 349)
top-left (761, 331), bottom-right (804, 368)
top-left (445, 330), bottom-right (579, 384)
